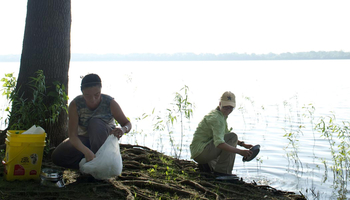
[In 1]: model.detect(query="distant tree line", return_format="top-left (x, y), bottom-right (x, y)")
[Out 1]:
top-left (0, 54), bottom-right (21, 62)
top-left (68, 51), bottom-right (350, 61)
top-left (1, 51), bottom-right (350, 62)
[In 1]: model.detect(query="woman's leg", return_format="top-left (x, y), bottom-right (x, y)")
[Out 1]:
top-left (193, 142), bottom-right (218, 173)
top-left (213, 132), bottom-right (238, 174)
top-left (194, 132), bottom-right (238, 174)
top-left (51, 136), bottom-right (90, 169)
top-left (51, 118), bottom-right (112, 169)
top-left (86, 118), bottom-right (112, 153)
top-left (194, 141), bottom-right (220, 164)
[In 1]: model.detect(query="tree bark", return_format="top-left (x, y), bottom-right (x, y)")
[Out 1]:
top-left (10, 0), bottom-right (71, 147)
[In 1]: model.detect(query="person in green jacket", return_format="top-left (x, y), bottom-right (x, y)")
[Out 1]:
top-left (190, 91), bottom-right (253, 176)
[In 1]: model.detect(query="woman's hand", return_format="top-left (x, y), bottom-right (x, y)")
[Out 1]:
top-left (243, 143), bottom-right (254, 149)
top-left (239, 149), bottom-right (253, 158)
top-left (110, 127), bottom-right (124, 139)
top-left (84, 149), bottom-right (96, 162)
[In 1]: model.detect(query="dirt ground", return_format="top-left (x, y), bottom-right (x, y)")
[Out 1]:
top-left (1, 143), bottom-right (306, 200)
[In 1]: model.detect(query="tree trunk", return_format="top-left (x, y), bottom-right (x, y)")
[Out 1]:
top-left (10, 0), bottom-right (71, 147)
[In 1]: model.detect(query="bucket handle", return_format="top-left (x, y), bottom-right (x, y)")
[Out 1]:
top-left (2, 143), bottom-right (29, 165)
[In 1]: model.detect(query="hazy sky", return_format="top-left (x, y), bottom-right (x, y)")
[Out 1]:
top-left (1, 0), bottom-right (349, 55)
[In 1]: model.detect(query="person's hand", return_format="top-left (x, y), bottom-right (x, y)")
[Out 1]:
top-left (84, 150), bottom-right (96, 162)
top-left (110, 127), bottom-right (124, 139)
top-left (243, 143), bottom-right (254, 149)
top-left (239, 149), bottom-right (253, 158)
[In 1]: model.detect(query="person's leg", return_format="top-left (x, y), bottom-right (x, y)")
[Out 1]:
top-left (86, 118), bottom-right (112, 153)
top-left (193, 140), bottom-right (221, 172)
top-left (194, 132), bottom-right (238, 174)
top-left (212, 132), bottom-right (238, 174)
top-left (51, 136), bottom-right (90, 169)
top-left (51, 118), bottom-right (112, 169)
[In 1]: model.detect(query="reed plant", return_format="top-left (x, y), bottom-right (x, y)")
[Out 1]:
top-left (315, 114), bottom-right (350, 196)
top-left (282, 99), bottom-right (304, 173)
top-left (119, 114), bottom-right (147, 146)
top-left (152, 85), bottom-right (194, 159)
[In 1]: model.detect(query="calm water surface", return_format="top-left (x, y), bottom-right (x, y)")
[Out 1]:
top-left (1, 60), bottom-right (349, 199)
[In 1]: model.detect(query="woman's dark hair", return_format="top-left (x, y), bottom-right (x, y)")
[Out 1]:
top-left (80, 74), bottom-right (102, 92)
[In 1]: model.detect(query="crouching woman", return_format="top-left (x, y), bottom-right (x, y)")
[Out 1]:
top-left (190, 91), bottom-right (253, 176)
top-left (51, 73), bottom-right (131, 169)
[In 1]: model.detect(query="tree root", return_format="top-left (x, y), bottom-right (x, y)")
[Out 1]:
top-left (179, 180), bottom-right (222, 200)
top-left (110, 180), bottom-right (135, 200)
top-left (121, 180), bottom-right (196, 197)
top-left (0, 142), bottom-right (306, 200)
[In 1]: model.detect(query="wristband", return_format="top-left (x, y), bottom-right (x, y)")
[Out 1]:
top-left (123, 126), bottom-right (129, 132)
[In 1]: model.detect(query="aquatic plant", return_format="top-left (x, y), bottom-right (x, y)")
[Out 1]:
top-left (237, 95), bottom-right (261, 132)
top-left (315, 114), bottom-right (350, 197)
top-left (152, 85), bottom-right (194, 159)
top-left (283, 127), bottom-right (304, 173)
top-left (282, 99), bottom-right (304, 173)
top-left (169, 85), bottom-right (194, 158)
top-left (152, 109), bottom-right (167, 153)
top-left (302, 103), bottom-right (316, 155)
top-left (116, 114), bottom-right (149, 146)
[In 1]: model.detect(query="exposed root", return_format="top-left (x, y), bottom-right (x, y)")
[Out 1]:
top-left (180, 180), bottom-right (222, 200)
top-left (110, 180), bottom-right (134, 200)
top-left (121, 180), bottom-right (196, 196)
top-left (0, 143), bottom-right (306, 200)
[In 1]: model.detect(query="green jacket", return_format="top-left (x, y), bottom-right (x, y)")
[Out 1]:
top-left (190, 107), bottom-right (229, 159)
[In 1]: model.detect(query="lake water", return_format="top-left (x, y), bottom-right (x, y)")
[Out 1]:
top-left (1, 60), bottom-right (350, 199)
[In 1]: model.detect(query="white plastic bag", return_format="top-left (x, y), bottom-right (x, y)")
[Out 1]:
top-left (79, 134), bottom-right (123, 180)
top-left (22, 125), bottom-right (45, 134)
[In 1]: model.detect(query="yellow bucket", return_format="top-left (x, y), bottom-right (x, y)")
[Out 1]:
top-left (2, 130), bottom-right (46, 181)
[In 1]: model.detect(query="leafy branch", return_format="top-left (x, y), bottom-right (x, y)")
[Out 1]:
top-left (3, 70), bottom-right (68, 130)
